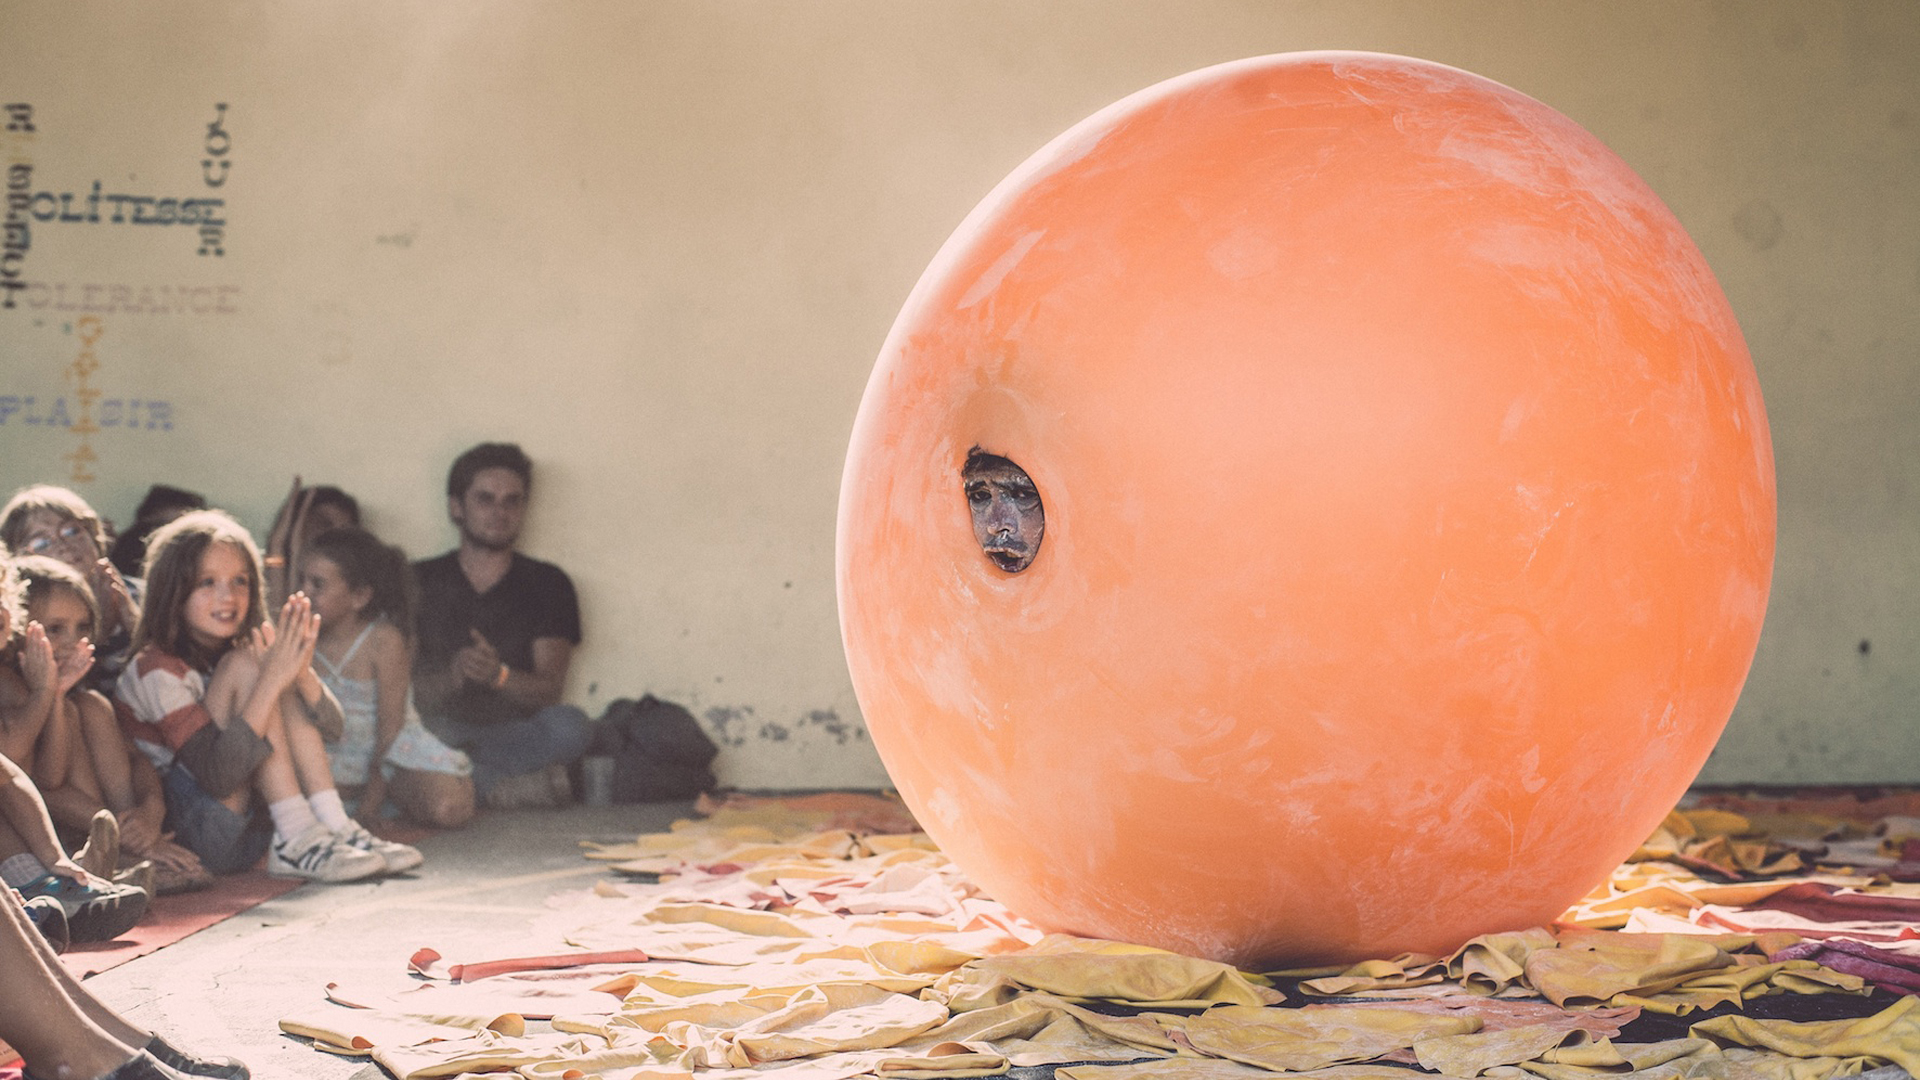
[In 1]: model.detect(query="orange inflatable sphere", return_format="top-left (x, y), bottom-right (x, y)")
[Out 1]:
top-left (837, 52), bottom-right (1773, 968)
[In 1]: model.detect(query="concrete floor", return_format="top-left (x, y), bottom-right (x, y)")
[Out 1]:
top-left (84, 801), bottom-right (698, 1080)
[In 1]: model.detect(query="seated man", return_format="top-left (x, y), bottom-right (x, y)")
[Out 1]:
top-left (413, 443), bottom-right (590, 809)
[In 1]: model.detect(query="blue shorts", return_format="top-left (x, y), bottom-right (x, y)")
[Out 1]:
top-left (162, 765), bottom-right (272, 876)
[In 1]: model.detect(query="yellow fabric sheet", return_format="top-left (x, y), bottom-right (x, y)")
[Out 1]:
top-left (282, 798), bottom-right (1915, 1080)
top-left (938, 946), bottom-right (1283, 1011)
top-left (1167, 1004), bottom-right (1479, 1072)
top-left (1692, 992), bottom-right (1920, 1075)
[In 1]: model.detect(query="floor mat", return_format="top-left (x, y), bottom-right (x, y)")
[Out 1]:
top-left (59, 868), bottom-right (305, 978)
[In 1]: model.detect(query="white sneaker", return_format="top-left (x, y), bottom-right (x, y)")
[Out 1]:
top-left (484, 763), bottom-right (571, 810)
top-left (336, 823), bottom-right (424, 874)
top-left (268, 825), bottom-right (386, 883)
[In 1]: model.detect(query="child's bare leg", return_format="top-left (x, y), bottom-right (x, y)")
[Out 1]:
top-left (204, 652), bottom-right (302, 812)
top-left (39, 695), bottom-right (109, 835)
top-left (233, 698), bottom-right (302, 812)
top-left (283, 705), bottom-right (340, 798)
top-left (0, 811), bottom-right (31, 860)
top-left (41, 780), bottom-right (106, 837)
top-left (0, 887), bottom-right (139, 1079)
top-left (391, 768), bottom-right (476, 829)
top-left (78, 695), bottom-right (136, 811)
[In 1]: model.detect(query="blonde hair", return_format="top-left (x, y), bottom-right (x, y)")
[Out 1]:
top-left (0, 557), bottom-right (22, 646)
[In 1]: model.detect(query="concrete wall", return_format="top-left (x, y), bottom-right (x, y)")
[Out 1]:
top-left (1, 1), bottom-right (1913, 788)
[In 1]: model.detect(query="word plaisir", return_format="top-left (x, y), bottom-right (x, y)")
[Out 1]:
top-left (0, 395), bottom-right (173, 430)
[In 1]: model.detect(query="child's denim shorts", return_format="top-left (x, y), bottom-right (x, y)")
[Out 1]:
top-left (162, 765), bottom-right (272, 876)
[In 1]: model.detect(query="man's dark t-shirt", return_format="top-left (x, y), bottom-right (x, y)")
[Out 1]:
top-left (413, 551), bottom-right (582, 727)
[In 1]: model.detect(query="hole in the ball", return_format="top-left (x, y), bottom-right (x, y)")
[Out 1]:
top-left (963, 449), bottom-right (1044, 574)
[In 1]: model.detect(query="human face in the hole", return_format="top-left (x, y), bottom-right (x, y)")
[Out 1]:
top-left (450, 467), bottom-right (528, 552)
top-left (963, 455), bottom-right (1045, 573)
top-left (185, 542), bottom-right (253, 651)
top-left (30, 585), bottom-right (95, 667)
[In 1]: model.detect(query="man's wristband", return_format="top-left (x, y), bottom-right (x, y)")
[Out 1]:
top-left (494, 663), bottom-right (510, 689)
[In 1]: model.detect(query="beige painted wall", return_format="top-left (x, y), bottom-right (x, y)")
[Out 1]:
top-left (1, 1), bottom-right (1913, 788)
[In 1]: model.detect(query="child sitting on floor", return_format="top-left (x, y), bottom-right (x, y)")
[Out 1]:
top-left (0, 484), bottom-right (145, 697)
top-left (14, 554), bottom-right (213, 894)
top-left (301, 525), bottom-right (472, 835)
top-left (0, 562), bottom-right (94, 802)
top-left (113, 510), bottom-right (409, 883)
top-left (0, 556), bottom-right (149, 943)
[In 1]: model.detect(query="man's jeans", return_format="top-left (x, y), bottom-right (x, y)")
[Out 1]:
top-left (427, 704), bottom-right (592, 797)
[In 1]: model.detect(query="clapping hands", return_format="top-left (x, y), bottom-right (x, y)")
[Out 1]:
top-left (250, 592), bottom-right (321, 696)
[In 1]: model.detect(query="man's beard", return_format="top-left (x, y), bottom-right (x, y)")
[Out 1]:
top-left (460, 524), bottom-right (516, 552)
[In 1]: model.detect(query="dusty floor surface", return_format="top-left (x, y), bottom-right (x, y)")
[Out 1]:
top-left (84, 801), bottom-right (696, 1080)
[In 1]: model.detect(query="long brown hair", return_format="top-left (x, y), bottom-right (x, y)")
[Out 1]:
top-left (133, 510), bottom-right (267, 671)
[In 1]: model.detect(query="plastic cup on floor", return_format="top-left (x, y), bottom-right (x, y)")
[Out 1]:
top-left (581, 755), bottom-right (615, 807)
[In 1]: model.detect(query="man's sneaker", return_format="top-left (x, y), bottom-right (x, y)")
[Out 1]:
top-left (336, 823), bottom-right (424, 874)
top-left (485, 764), bottom-right (571, 810)
top-left (268, 825), bottom-right (385, 883)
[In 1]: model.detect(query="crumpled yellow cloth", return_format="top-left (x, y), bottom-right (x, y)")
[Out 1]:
top-left (1165, 1004), bottom-right (1479, 1072)
top-left (905, 990), bottom-right (1175, 1064)
top-left (1288, 953), bottom-right (1448, 995)
top-left (1411, 1022), bottom-right (1605, 1076)
top-left (1479, 1035), bottom-right (1716, 1080)
top-left (1612, 958), bottom-right (1867, 1015)
top-left (616, 957), bottom-right (938, 1006)
top-left (1446, 929), bottom-right (1559, 996)
top-left (277, 1007), bottom-right (522, 1054)
top-left (1522, 931), bottom-right (1868, 1014)
top-left (872, 1041), bottom-right (1009, 1078)
top-left (370, 1030), bottom-right (601, 1079)
top-left (937, 943), bottom-right (1282, 1011)
top-left (665, 983), bottom-right (949, 1067)
top-left (1055, 1060), bottom-right (1282, 1079)
top-left (1692, 993), bottom-right (1920, 1075)
top-left (291, 799), bottom-right (1908, 1080)
top-left (1523, 932), bottom-right (1734, 1005)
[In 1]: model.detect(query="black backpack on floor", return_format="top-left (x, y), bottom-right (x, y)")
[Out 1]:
top-left (595, 695), bottom-right (719, 802)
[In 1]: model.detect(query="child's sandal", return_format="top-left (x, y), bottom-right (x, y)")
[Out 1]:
top-left (17, 872), bottom-right (150, 943)
top-left (21, 894), bottom-right (69, 953)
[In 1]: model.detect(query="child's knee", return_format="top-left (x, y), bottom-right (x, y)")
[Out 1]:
top-left (429, 793), bottom-right (475, 829)
top-left (205, 648), bottom-right (263, 701)
top-left (415, 778), bottom-right (475, 829)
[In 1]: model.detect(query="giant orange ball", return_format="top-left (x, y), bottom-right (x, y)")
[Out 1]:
top-left (837, 52), bottom-right (1773, 968)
